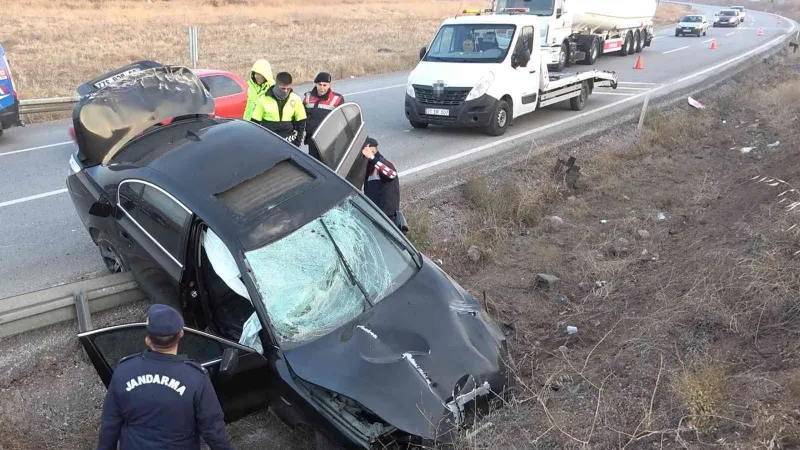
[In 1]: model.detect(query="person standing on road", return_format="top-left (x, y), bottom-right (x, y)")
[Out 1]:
top-left (96, 304), bottom-right (235, 450)
top-left (302, 72), bottom-right (345, 161)
top-left (250, 71), bottom-right (307, 148)
top-left (242, 59), bottom-right (274, 121)
top-left (361, 137), bottom-right (402, 225)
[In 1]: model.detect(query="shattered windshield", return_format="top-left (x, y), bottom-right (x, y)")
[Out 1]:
top-left (495, 0), bottom-right (553, 15)
top-left (245, 194), bottom-right (419, 347)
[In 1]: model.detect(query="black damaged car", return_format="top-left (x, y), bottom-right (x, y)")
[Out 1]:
top-left (66, 61), bottom-right (514, 449)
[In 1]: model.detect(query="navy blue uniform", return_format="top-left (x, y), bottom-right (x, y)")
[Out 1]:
top-left (97, 349), bottom-right (235, 450)
top-left (364, 151), bottom-right (400, 219)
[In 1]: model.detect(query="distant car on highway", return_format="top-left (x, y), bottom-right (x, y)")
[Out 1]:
top-left (729, 5), bottom-right (747, 22)
top-left (0, 43), bottom-right (22, 138)
top-left (66, 61), bottom-right (513, 450)
top-left (676, 14), bottom-right (709, 37)
top-left (714, 9), bottom-right (741, 27)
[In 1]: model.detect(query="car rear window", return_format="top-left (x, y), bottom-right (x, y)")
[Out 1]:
top-left (214, 159), bottom-right (315, 216)
top-left (201, 74), bottom-right (243, 98)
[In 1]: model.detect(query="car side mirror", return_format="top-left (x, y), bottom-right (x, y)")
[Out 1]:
top-left (88, 200), bottom-right (114, 218)
top-left (519, 49), bottom-right (531, 67)
top-left (419, 46), bottom-right (427, 61)
top-left (220, 348), bottom-right (239, 377)
top-left (511, 54), bottom-right (519, 69)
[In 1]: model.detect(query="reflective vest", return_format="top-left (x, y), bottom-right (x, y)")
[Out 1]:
top-left (243, 79), bottom-right (271, 121)
top-left (303, 90), bottom-right (344, 136)
top-left (251, 91), bottom-right (307, 137)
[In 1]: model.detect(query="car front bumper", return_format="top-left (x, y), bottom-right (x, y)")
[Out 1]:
top-left (714, 20), bottom-right (737, 26)
top-left (677, 27), bottom-right (702, 34)
top-left (404, 93), bottom-right (498, 128)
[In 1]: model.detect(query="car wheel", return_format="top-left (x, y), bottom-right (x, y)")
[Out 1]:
top-left (570, 82), bottom-right (588, 111)
top-left (675, 30), bottom-right (681, 37)
top-left (409, 120), bottom-right (428, 129)
top-left (97, 237), bottom-right (128, 273)
top-left (314, 430), bottom-right (344, 450)
top-left (485, 100), bottom-right (510, 136)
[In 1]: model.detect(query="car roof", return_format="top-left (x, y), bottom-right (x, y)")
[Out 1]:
top-left (113, 117), bottom-right (355, 252)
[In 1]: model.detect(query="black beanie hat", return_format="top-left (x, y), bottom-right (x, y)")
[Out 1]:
top-left (314, 72), bottom-right (332, 83)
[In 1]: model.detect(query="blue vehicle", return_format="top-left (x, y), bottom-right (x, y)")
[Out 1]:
top-left (0, 43), bottom-right (22, 137)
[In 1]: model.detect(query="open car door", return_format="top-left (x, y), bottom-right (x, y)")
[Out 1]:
top-left (72, 63), bottom-right (215, 167)
top-left (78, 323), bottom-right (272, 423)
top-left (308, 102), bottom-right (369, 190)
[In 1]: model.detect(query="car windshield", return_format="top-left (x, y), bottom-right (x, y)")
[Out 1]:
top-left (682, 16), bottom-right (702, 22)
top-left (720, 10), bottom-right (736, 16)
top-left (424, 24), bottom-right (516, 63)
top-left (244, 193), bottom-right (420, 347)
top-left (496, 0), bottom-right (554, 15)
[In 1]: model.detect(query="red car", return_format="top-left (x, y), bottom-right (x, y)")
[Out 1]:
top-left (193, 69), bottom-right (248, 119)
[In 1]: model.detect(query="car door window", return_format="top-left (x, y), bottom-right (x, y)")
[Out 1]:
top-left (134, 183), bottom-right (192, 262)
top-left (517, 26), bottom-right (533, 56)
top-left (201, 75), bottom-right (243, 98)
top-left (307, 102), bottom-right (369, 189)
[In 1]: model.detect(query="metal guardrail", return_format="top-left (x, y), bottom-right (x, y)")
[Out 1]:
top-left (0, 272), bottom-right (144, 339)
top-left (19, 96), bottom-right (79, 115)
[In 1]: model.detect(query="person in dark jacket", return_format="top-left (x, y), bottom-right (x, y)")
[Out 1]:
top-left (96, 304), bottom-right (235, 450)
top-left (303, 72), bottom-right (345, 161)
top-left (361, 137), bottom-right (400, 221)
top-left (250, 72), bottom-right (307, 147)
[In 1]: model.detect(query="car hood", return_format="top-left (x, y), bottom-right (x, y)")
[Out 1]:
top-left (283, 258), bottom-right (512, 442)
top-left (409, 61), bottom-right (492, 89)
top-left (72, 63), bottom-right (214, 166)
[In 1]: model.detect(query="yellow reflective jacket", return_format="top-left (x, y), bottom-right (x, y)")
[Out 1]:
top-left (251, 89), bottom-right (307, 146)
top-left (243, 59), bottom-right (275, 121)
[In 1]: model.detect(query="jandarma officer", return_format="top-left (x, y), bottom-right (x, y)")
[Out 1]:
top-left (96, 304), bottom-right (236, 450)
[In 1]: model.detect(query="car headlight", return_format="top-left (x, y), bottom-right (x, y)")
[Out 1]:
top-left (406, 81), bottom-right (415, 98)
top-left (466, 72), bottom-right (495, 102)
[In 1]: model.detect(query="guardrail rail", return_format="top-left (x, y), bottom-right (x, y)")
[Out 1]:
top-left (19, 96), bottom-right (80, 115)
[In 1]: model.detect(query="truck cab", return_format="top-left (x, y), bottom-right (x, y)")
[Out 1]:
top-left (405, 10), bottom-right (617, 136)
top-left (494, 0), bottom-right (573, 70)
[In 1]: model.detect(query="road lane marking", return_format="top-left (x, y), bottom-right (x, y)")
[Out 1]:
top-left (400, 21), bottom-right (795, 178)
top-left (703, 38), bottom-right (715, 43)
top-left (0, 189), bottom-right (68, 208)
top-left (726, 32), bottom-right (735, 36)
top-left (0, 141), bottom-right (73, 157)
top-left (344, 84), bottom-right (406, 96)
top-left (3, 17), bottom-right (795, 205)
top-left (594, 92), bottom-right (636, 96)
top-left (611, 86), bottom-right (651, 91)
top-left (619, 82), bottom-right (658, 85)
top-left (663, 45), bottom-right (691, 54)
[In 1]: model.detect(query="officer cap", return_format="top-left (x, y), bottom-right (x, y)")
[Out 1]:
top-left (314, 72), bottom-right (332, 83)
top-left (146, 304), bottom-right (185, 336)
top-left (363, 137), bottom-right (379, 148)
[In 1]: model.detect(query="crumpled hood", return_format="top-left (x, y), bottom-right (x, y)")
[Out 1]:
top-left (409, 61), bottom-right (491, 90)
top-left (283, 258), bottom-right (512, 442)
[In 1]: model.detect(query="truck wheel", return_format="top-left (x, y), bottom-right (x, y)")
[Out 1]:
top-left (485, 100), bottom-right (510, 136)
top-left (620, 33), bottom-right (631, 56)
top-left (634, 30), bottom-right (642, 53)
top-left (553, 42), bottom-right (568, 72)
top-left (570, 83), bottom-right (588, 111)
top-left (409, 120), bottom-right (428, 129)
top-left (582, 38), bottom-right (599, 65)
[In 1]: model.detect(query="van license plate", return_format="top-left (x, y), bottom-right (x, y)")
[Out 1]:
top-left (425, 108), bottom-right (449, 116)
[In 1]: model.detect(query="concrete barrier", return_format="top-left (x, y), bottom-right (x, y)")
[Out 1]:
top-left (0, 272), bottom-right (143, 339)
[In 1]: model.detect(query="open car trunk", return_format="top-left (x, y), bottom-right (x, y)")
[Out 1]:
top-left (72, 61), bottom-right (215, 167)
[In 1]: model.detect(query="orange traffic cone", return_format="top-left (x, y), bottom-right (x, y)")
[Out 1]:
top-left (633, 55), bottom-right (644, 70)
top-left (710, 39), bottom-right (717, 50)
top-left (757, 28), bottom-right (765, 36)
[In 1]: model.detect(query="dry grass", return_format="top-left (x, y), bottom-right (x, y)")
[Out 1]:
top-left (4, 0), bottom-right (689, 103)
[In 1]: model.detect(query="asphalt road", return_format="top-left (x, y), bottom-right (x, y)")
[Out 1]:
top-left (0, 3), bottom-right (795, 299)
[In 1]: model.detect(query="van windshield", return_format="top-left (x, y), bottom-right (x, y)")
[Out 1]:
top-left (496, 0), bottom-right (554, 15)
top-left (244, 193), bottom-right (420, 348)
top-left (424, 24), bottom-right (516, 63)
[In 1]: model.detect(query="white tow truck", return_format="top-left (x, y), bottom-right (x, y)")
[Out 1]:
top-left (492, 0), bottom-right (658, 72)
top-left (405, 8), bottom-right (618, 136)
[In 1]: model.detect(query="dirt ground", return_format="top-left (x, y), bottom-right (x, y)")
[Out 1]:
top-left (3, 0), bottom-right (685, 101)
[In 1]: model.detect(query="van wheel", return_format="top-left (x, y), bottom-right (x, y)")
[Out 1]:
top-left (570, 83), bottom-right (588, 111)
top-left (409, 120), bottom-right (428, 129)
top-left (485, 100), bottom-right (510, 136)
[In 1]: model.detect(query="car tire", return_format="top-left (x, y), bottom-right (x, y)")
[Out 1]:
top-left (676, 30), bottom-right (681, 37)
top-left (314, 430), bottom-right (344, 450)
top-left (570, 82), bottom-right (588, 111)
top-left (634, 30), bottom-right (643, 53)
top-left (96, 235), bottom-right (129, 274)
top-left (485, 100), bottom-right (510, 136)
top-left (409, 120), bottom-right (428, 129)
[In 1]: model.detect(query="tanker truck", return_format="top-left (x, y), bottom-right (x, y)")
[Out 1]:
top-left (492, 0), bottom-right (658, 71)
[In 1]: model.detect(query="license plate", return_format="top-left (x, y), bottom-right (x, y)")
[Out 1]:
top-left (425, 108), bottom-right (449, 116)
